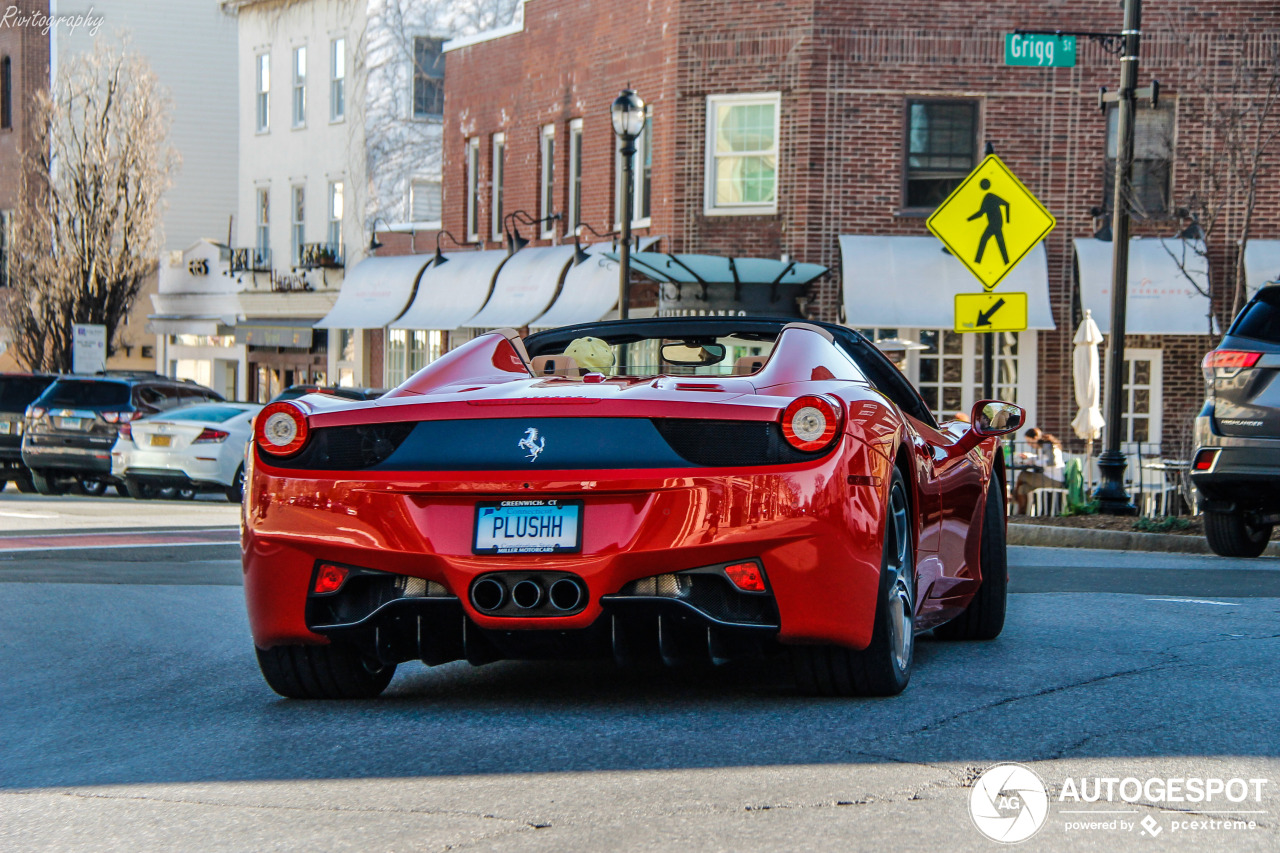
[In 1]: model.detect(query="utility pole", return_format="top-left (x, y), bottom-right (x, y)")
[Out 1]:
top-left (982, 141), bottom-right (996, 401)
top-left (1093, 0), bottom-right (1141, 514)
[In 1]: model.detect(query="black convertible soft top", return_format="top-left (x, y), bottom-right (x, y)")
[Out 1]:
top-left (524, 317), bottom-right (937, 428)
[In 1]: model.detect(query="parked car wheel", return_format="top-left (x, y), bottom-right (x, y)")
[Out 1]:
top-left (124, 478), bottom-right (159, 500)
top-left (791, 467), bottom-right (915, 697)
top-left (76, 478), bottom-right (109, 497)
top-left (933, 477), bottom-right (1008, 640)
top-left (255, 642), bottom-right (396, 700)
top-left (225, 465), bottom-right (245, 503)
top-left (14, 474), bottom-right (36, 494)
top-left (1204, 509), bottom-right (1272, 558)
top-left (30, 469), bottom-right (69, 496)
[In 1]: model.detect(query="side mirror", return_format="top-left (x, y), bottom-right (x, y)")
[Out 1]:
top-left (971, 400), bottom-right (1024, 437)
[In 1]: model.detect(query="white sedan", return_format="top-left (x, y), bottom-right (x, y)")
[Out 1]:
top-left (111, 402), bottom-right (262, 502)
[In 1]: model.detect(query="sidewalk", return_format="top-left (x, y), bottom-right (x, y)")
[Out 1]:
top-left (1009, 521), bottom-right (1280, 556)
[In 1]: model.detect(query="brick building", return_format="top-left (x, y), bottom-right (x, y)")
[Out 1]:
top-left (438, 0), bottom-right (1280, 457)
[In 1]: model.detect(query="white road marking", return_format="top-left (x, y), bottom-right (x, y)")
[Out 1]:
top-left (0, 510), bottom-right (60, 519)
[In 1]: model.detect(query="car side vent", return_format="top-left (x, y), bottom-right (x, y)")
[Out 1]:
top-left (266, 422), bottom-right (415, 470)
top-left (651, 419), bottom-right (824, 467)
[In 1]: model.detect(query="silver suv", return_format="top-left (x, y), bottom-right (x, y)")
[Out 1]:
top-left (1192, 285), bottom-right (1280, 557)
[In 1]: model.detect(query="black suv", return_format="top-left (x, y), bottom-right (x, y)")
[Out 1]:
top-left (21, 373), bottom-right (224, 495)
top-left (1192, 285), bottom-right (1280, 557)
top-left (0, 372), bottom-right (58, 492)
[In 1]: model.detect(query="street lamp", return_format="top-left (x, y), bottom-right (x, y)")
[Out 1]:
top-left (610, 88), bottom-right (646, 320)
top-left (367, 217), bottom-right (394, 253)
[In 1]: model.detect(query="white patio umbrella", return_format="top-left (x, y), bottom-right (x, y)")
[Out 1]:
top-left (1070, 309), bottom-right (1106, 488)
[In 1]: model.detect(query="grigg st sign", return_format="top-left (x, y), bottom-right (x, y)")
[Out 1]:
top-left (1004, 33), bottom-right (1077, 68)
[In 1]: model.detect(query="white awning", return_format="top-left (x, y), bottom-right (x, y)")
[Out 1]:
top-left (149, 292), bottom-right (242, 326)
top-left (314, 254), bottom-right (430, 329)
top-left (1074, 237), bottom-right (1215, 335)
top-left (462, 245), bottom-right (576, 329)
top-left (1243, 239), bottom-right (1280, 297)
top-left (389, 249), bottom-right (509, 332)
top-left (838, 236), bottom-right (1056, 330)
top-left (530, 236), bottom-right (662, 328)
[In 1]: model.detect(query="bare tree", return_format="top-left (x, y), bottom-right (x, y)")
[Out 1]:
top-left (2, 42), bottom-right (177, 372)
top-left (1165, 32), bottom-right (1280, 334)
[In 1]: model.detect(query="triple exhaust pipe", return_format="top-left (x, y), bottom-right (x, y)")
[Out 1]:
top-left (470, 573), bottom-right (587, 616)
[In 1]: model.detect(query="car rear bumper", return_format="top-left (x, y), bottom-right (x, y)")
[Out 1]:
top-left (1190, 445), bottom-right (1280, 507)
top-left (114, 447), bottom-right (231, 486)
top-left (243, 450), bottom-right (891, 654)
top-left (20, 442), bottom-right (114, 476)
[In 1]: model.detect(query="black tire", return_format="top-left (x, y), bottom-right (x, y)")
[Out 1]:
top-left (255, 642), bottom-right (396, 699)
top-left (76, 478), bottom-right (108, 497)
top-left (934, 476), bottom-right (1008, 640)
top-left (0, 479), bottom-right (6, 492)
top-left (176, 486), bottom-right (198, 500)
top-left (124, 477), bottom-right (159, 500)
top-left (224, 465), bottom-right (245, 503)
top-left (30, 469), bottom-right (69, 496)
top-left (1204, 509), bottom-right (1272, 558)
top-left (792, 467), bottom-right (915, 697)
top-left (14, 475), bottom-right (36, 494)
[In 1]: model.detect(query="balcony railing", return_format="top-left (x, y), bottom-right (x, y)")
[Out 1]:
top-left (297, 241), bottom-right (345, 270)
top-left (229, 247), bottom-right (272, 273)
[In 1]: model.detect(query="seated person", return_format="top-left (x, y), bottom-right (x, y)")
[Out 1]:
top-left (562, 336), bottom-right (615, 374)
top-left (1014, 427), bottom-right (1065, 514)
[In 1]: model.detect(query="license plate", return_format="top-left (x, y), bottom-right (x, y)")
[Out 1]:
top-left (150, 435), bottom-right (172, 447)
top-left (473, 500), bottom-right (583, 554)
top-left (54, 417), bottom-right (82, 430)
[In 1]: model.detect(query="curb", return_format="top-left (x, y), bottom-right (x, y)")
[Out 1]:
top-left (1008, 522), bottom-right (1280, 556)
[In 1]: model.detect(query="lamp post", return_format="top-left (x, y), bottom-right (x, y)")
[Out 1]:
top-left (1093, 0), bottom-right (1142, 515)
top-left (610, 88), bottom-right (646, 320)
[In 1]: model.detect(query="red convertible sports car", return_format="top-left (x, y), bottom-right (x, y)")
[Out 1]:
top-left (243, 318), bottom-right (1022, 698)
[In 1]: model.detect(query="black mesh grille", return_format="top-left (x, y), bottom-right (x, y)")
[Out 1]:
top-left (266, 422), bottom-right (415, 470)
top-left (651, 419), bottom-right (822, 467)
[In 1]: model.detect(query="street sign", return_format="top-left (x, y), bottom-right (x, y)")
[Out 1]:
top-left (926, 154), bottom-right (1056, 292)
top-left (1005, 33), bottom-right (1076, 68)
top-left (71, 323), bottom-right (106, 374)
top-left (954, 292), bottom-right (1028, 334)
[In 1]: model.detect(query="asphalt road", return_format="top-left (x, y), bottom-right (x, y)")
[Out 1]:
top-left (0, 493), bottom-right (1277, 852)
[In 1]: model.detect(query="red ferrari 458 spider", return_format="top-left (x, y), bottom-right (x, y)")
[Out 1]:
top-left (243, 317), bottom-right (1022, 698)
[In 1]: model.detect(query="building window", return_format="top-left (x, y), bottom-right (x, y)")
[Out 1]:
top-left (540, 124), bottom-right (556, 237)
top-left (617, 109), bottom-right (653, 227)
top-left (1106, 106), bottom-right (1173, 220)
top-left (385, 329), bottom-right (445, 387)
top-left (491, 132), bottom-right (505, 242)
top-left (330, 38), bottom-right (345, 122)
top-left (412, 37), bottom-right (444, 118)
top-left (255, 188), bottom-right (269, 254)
top-left (291, 46), bottom-right (306, 128)
top-left (291, 185), bottom-right (305, 264)
top-left (410, 179), bottom-right (441, 222)
top-left (327, 181), bottom-right (343, 249)
top-left (567, 119), bottom-right (583, 232)
top-left (904, 100), bottom-right (978, 209)
top-left (1, 56), bottom-right (11, 130)
top-left (1121, 348), bottom-right (1163, 446)
top-left (0, 210), bottom-right (11, 288)
top-left (255, 53), bottom-right (270, 132)
top-left (465, 137), bottom-right (480, 241)
top-left (705, 93), bottom-right (778, 215)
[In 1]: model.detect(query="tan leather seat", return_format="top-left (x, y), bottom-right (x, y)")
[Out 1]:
top-left (732, 355), bottom-right (767, 375)
top-left (530, 355), bottom-right (580, 377)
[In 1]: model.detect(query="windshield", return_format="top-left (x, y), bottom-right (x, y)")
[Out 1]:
top-left (37, 379), bottom-right (130, 408)
top-left (0, 376), bottom-right (56, 410)
top-left (540, 333), bottom-right (776, 378)
top-left (152, 404), bottom-right (258, 423)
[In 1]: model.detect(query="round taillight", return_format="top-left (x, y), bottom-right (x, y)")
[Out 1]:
top-left (781, 395), bottom-right (843, 452)
top-left (255, 401), bottom-right (309, 456)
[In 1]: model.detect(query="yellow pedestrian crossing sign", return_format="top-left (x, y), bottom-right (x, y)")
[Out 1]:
top-left (927, 154), bottom-right (1055, 291)
top-left (955, 292), bottom-right (1028, 333)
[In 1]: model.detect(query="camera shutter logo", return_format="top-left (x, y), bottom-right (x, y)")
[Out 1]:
top-left (969, 763), bottom-right (1049, 843)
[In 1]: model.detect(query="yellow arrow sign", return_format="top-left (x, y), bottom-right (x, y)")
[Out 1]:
top-left (927, 154), bottom-right (1055, 291)
top-left (955, 292), bottom-right (1028, 333)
